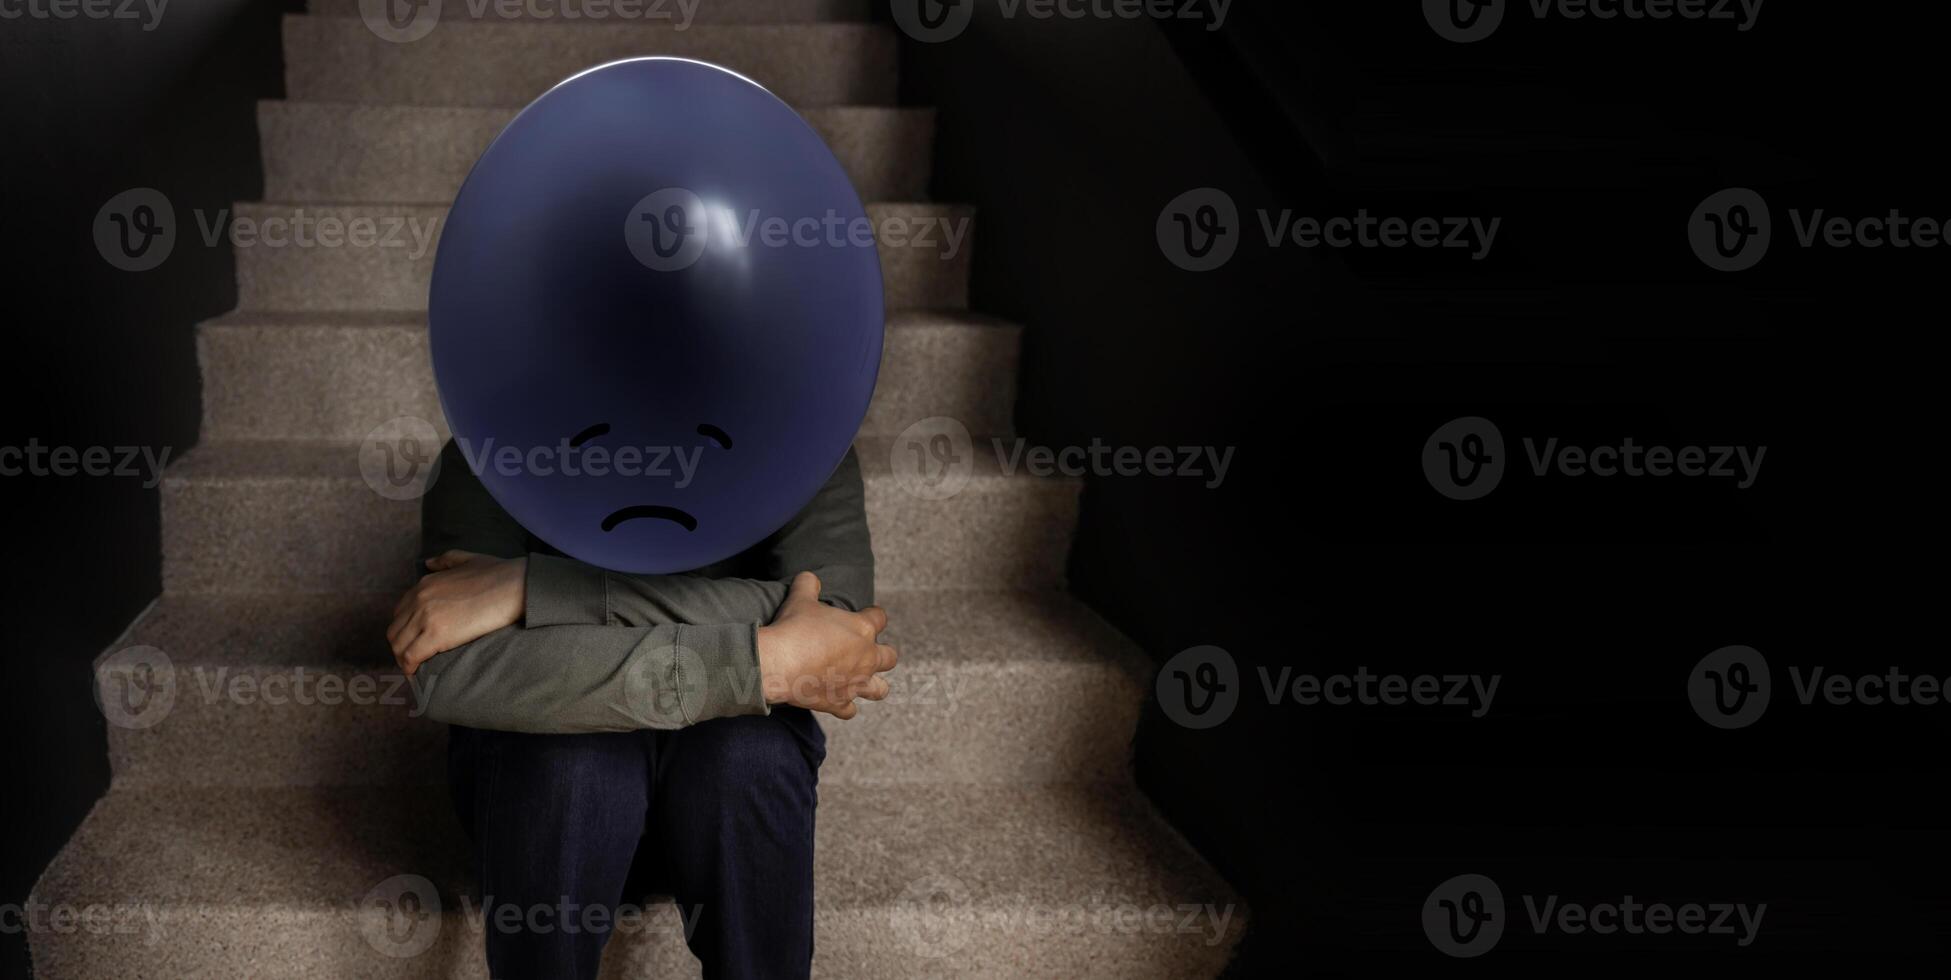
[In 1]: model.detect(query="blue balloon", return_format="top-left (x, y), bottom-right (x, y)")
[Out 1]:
top-left (430, 58), bottom-right (884, 573)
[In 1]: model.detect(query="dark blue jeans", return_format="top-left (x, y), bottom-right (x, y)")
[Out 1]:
top-left (448, 708), bottom-right (825, 980)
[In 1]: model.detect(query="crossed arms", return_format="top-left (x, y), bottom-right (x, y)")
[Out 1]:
top-left (392, 439), bottom-right (898, 733)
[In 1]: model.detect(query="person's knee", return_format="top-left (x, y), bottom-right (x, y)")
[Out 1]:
top-left (678, 713), bottom-right (821, 802)
top-left (477, 730), bottom-right (647, 819)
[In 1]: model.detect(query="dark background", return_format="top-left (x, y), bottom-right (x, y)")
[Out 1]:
top-left (3, 3), bottom-right (297, 977)
top-left (907, 2), bottom-right (1944, 972)
top-left (3, 1), bottom-right (1941, 976)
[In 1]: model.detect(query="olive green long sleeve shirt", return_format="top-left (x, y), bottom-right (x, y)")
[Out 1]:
top-left (411, 438), bottom-right (874, 733)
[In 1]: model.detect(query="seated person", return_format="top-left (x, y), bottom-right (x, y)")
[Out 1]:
top-left (388, 438), bottom-right (897, 980)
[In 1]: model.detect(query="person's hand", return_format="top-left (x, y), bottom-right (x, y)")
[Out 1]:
top-left (387, 551), bottom-right (527, 676)
top-left (757, 572), bottom-right (897, 720)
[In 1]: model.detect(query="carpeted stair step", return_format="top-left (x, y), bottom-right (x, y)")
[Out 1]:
top-left (30, 783), bottom-right (1243, 978)
top-left (196, 310), bottom-right (1018, 441)
top-left (259, 101), bottom-right (936, 203)
top-left (283, 14), bottom-right (898, 108)
top-left (307, 0), bottom-right (877, 23)
top-left (99, 589), bottom-right (1148, 788)
top-left (159, 438), bottom-right (1077, 594)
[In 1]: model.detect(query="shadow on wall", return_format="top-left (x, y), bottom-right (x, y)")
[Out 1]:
top-left (892, 4), bottom-right (1330, 974)
top-left (0, 4), bottom-right (299, 979)
top-left (901, 1), bottom-right (1951, 972)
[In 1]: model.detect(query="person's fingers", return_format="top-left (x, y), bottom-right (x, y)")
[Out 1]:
top-left (385, 604), bottom-right (414, 646)
top-left (425, 551), bottom-right (470, 572)
top-left (875, 644), bottom-right (900, 672)
top-left (389, 606), bottom-right (428, 659)
top-left (858, 675), bottom-right (891, 701)
top-left (400, 614), bottom-right (450, 673)
top-left (786, 570), bottom-right (822, 606)
top-left (857, 605), bottom-right (889, 637)
top-left (828, 699), bottom-right (858, 720)
top-left (385, 594), bottom-right (417, 644)
top-left (391, 627), bottom-right (423, 675)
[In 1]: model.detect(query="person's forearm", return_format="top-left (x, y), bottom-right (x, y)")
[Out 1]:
top-left (525, 554), bottom-right (874, 627)
top-left (425, 439), bottom-right (874, 628)
top-left (525, 447), bottom-right (877, 625)
top-left (412, 621), bottom-right (765, 733)
top-left (524, 555), bottom-right (788, 628)
top-left (408, 440), bottom-right (879, 730)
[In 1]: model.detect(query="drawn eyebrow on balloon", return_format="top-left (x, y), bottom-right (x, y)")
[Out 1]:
top-left (696, 423), bottom-right (733, 449)
top-left (569, 423), bottom-right (610, 448)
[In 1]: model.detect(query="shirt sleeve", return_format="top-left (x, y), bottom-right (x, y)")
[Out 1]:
top-left (523, 555), bottom-right (789, 629)
top-left (761, 447), bottom-right (877, 612)
top-left (410, 620), bottom-right (765, 732)
top-left (522, 447), bottom-right (876, 625)
top-left (411, 441), bottom-right (874, 733)
top-left (413, 437), bottom-right (767, 732)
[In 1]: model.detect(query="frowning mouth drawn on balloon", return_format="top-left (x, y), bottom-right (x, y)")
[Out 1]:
top-left (602, 504), bottom-right (699, 533)
top-left (569, 421), bottom-right (734, 533)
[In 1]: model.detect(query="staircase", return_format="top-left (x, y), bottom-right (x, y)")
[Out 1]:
top-left (30, 3), bottom-right (1241, 977)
